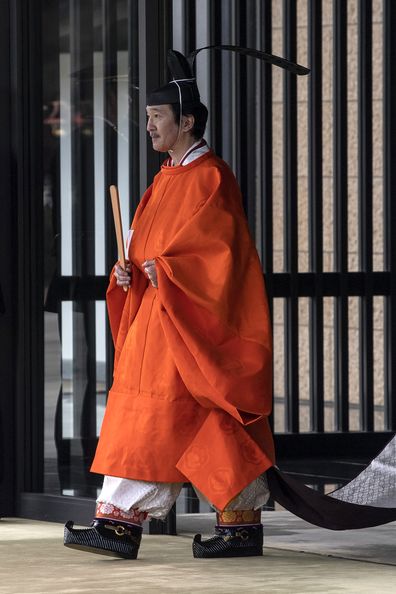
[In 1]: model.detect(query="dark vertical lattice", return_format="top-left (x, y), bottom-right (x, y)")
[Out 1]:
top-left (333, 0), bottom-right (349, 431)
top-left (308, 0), bottom-right (324, 432)
top-left (383, 1), bottom-right (396, 431)
top-left (358, 0), bottom-right (374, 431)
top-left (283, 0), bottom-right (299, 433)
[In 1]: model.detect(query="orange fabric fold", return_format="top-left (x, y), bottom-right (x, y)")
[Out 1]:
top-left (176, 409), bottom-right (272, 510)
top-left (91, 151), bottom-right (275, 508)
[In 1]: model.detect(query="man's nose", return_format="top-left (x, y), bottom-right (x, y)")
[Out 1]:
top-left (146, 118), bottom-right (155, 132)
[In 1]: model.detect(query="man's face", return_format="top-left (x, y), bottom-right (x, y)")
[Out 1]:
top-left (146, 104), bottom-right (179, 152)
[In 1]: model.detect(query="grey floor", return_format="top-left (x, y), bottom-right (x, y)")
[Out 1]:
top-left (1, 512), bottom-right (396, 594)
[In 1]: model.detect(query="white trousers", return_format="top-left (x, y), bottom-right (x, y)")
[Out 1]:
top-left (97, 474), bottom-right (270, 520)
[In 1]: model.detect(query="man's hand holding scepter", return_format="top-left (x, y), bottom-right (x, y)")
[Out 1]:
top-left (110, 185), bottom-right (130, 291)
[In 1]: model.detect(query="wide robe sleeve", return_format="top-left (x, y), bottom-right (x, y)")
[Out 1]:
top-left (155, 169), bottom-right (274, 508)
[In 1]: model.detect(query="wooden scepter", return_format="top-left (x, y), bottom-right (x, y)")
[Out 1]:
top-left (109, 185), bottom-right (128, 292)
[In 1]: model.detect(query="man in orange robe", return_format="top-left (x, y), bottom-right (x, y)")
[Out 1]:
top-left (65, 44), bottom-right (396, 560)
top-left (64, 50), bottom-right (275, 560)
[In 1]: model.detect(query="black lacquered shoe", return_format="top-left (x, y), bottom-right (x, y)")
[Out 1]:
top-left (64, 519), bottom-right (142, 559)
top-left (192, 524), bottom-right (263, 558)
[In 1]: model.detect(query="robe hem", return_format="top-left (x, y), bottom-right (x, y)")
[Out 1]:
top-left (90, 465), bottom-right (189, 484)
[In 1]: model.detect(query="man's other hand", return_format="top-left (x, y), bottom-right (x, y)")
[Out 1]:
top-left (142, 259), bottom-right (158, 288)
top-left (114, 262), bottom-right (131, 287)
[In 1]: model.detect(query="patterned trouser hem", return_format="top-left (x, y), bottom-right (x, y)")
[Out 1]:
top-left (95, 502), bottom-right (148, 524)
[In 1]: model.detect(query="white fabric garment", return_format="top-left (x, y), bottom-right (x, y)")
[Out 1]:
top-left (97, 477), bottom-right (182, 519)
top-left (331, 435), bottom-right (396, 507)
top-left (97, 474), bottom-right (270, 520)
top-left (169, 138), bottom-right (210, 166)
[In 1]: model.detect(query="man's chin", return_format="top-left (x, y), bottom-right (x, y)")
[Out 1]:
top-left (151, 139), bottom-right (168, 153)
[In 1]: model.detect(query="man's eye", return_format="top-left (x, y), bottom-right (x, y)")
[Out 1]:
top-left (147, 113), bottom-right (161, 120)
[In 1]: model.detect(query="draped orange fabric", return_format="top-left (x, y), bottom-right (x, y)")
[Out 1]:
top-left (91, 150), bottom-right (275, 510)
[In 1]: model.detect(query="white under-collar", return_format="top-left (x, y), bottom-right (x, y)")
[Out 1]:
top-left (170, 139), bottom-right (210, 166)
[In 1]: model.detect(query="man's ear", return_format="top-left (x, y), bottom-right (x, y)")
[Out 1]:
top-left (182, 114), bottom-right (195, 132)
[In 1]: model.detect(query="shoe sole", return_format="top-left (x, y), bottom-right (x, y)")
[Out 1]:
top-left (193, 547), bottom-right (263, 559)
top-left (64, 542), bottom-right (137, 560)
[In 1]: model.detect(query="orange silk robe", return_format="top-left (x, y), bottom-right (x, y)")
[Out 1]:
top-left (91, 150), bottom-right (275, 510)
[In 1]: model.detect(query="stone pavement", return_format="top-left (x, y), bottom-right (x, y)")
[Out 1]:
top-left (1, 513), bottom-right (396, 594)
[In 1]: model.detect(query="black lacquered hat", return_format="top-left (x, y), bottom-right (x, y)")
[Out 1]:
top-left (146, 45), bottom-right (310, 107)
top-left (146, 50), bottom-right (201, 107)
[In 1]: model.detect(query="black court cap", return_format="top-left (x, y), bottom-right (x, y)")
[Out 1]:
top-left (146, 45), bottom-right (310, 106)
top-left (146, 50), bottom-right (201, 107)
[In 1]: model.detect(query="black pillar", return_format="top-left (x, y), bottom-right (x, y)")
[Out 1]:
top-left (0, 0), bottom-right (16, 517)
